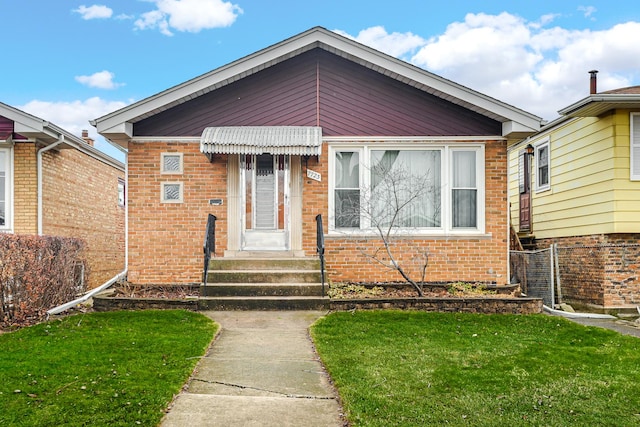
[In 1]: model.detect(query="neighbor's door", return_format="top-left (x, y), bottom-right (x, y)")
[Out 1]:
top-left (241, 154), bottom-right (290, 250)
top-left (518, 150), bottom-right (531, 231)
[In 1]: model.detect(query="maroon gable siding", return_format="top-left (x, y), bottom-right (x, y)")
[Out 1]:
top-left (133, 49), bottom-right (500, 137)
top-left (0, 116), bottom-right (14, 140)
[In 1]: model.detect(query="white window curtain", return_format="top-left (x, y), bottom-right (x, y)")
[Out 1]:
top-left (370, 150), bottom-right (441, 228)
top-left (335, 151), bottom-right (360, 227)
top-left (452, 150), bottom-right (477, 228)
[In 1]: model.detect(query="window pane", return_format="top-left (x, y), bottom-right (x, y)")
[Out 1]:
top-left (370, 150), bottom-right (441, 227)
top-left (163, 154), bottom-right (181, 172)
top-left (335, 189), bottom-right (360, 227)
top-left (537, 145), bottom-right (549, 187)
top-left (164, 184), bottom-right (181, 200)
top-left (453, 151), bottom-right (475, 187)
top-left (453, 189), bottom-right (477, 227)
top-left (452, 151), bottom-right (477, 228)
top-left (335, 152), bottom-right (359, 188)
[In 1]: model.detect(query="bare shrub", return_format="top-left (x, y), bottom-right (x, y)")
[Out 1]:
top-left (0, 234), bottom-right (87, 328)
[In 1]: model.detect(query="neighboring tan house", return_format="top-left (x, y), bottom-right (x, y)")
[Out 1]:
top-left (509, 72), bottom-right (640, 309)
top-left (92, 27), bottom-right (542, 287)
top-left (0, 102), bottom-right (125, 288)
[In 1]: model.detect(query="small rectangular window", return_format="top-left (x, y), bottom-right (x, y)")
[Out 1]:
top-left (161, 182), bottom-right (183, 203)
top-left (117, 178), bottom-right (126, 207)
top-left (161, 153), bottom-right (183, 174)
top-left (535, 139), bottom-right (550, 191)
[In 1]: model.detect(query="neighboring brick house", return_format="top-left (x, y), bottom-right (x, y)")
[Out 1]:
top-left (509, 72), bottom-right (640, 309)
top-left (92, 27), bottom-right (542, 287)
top-left (0, 102), bottom-right (125, 288)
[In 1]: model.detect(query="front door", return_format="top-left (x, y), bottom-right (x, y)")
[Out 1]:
top-left (241, 154), bottom-right (290, 250)
top-left (518, 150), bottom-right (531, 231)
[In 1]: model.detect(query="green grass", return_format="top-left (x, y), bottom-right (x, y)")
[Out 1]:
top-left (0, 310), bottom-right (216, 427)
top-left (311, 311), bottom-right (640, 426)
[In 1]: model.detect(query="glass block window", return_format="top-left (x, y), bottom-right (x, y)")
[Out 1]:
top-left (161, 182), bottom-right (183, 203)
top-left (161, 153), bottom-right (183, 174)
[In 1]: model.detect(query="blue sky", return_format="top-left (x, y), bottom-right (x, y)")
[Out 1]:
top-left (4, 0), bottom-right (640, 160)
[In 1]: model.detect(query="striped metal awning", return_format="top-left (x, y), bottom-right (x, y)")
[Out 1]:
top-left (200, 126), bottom-right (322, 156)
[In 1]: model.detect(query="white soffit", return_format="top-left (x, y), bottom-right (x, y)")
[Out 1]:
top-left (200, 126), bottom-right (322, 156)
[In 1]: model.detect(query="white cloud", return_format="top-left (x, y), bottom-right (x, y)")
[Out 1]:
top-left (134, 0), bottom-right (242, 36)
top-left (578, 5), bottom-right (597, 19)
top-left (338, 16), bottom-right (640, 121)
top-left (75, 70), bottom-right (124, 90)
top-left (18, 98), bottom-right (129, 160)
top-left (333, 26), bottom-right (426, 59)
top-left (73, 4), bottom-right (113, 20)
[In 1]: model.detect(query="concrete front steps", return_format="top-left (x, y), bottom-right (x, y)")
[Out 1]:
top-left (199, 255), bottom-right (329, 310)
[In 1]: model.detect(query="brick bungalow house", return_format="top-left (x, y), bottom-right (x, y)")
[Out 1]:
top-left (0, 102), bottom-right (125, 288)
top-left (92, 27), bottom-right (542, 288)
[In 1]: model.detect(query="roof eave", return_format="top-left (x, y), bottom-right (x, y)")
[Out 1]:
top-left (558, 94), bottom-right (640, 117)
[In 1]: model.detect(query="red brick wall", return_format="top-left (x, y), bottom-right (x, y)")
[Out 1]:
top-left (129, 139), bottom-right (509, 286)
top-left (13, 142), bottom-right (38, 234)
top-left (127, 141), bottom-right (226, 284)
top-left (41, 147), bottom-right (125, 288)
top-left (303, 139), bottom-right (509, 285)
top-left (536, 234), bottom-right (640, 308)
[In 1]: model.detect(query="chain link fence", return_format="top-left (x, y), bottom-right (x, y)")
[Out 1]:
top-left (510, 243), bottom-right (640, 308)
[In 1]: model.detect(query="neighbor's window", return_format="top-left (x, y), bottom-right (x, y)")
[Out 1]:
top-left (161, 153), bottom-right (183, 174)
top-left (631, 113), bottom-right (640, 181)
top-left (330, 144), bottom-right (483, 234)
top-left (117, 178), bottom-right (126, 207)
top-left (535, 139), bottom-right (550, 191)
top-left (161, 182), bottom-right (183, 203)
top-left (0, 148), bottom-right (10, 228)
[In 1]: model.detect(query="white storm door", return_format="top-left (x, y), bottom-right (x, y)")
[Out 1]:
top-left (241, 154), bottom-right (290, 250)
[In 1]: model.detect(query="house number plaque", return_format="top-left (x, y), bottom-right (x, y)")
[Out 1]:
top-left (307, 169), bottom-right (321, 182)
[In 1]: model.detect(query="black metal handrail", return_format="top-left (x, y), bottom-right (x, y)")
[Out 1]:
top-left (203, 214), bottom-right (217, 284)
top-left (315, 214), bottom-right (326, 297)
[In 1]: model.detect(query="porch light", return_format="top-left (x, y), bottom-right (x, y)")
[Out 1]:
top-left (525, 144), bottom-right (535, 157)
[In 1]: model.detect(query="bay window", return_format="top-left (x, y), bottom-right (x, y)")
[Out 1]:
top-left (330, 143), bottom-right (484, 234)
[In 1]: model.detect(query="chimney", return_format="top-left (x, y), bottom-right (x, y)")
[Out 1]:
top-left (589, 70), bottom-right (598, 94)
top-left (81, 129), bottom-right (94, 146)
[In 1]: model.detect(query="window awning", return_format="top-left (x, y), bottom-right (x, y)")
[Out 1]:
top-left (200, 126), bottom-right (322, 156)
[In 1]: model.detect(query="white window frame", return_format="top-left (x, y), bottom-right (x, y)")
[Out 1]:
top-left (0, 145), bottom-right (13, 232)
top-left (160, 152), bottom-right (183, 174)
top-left (631, 113), bottom-right (640, 181)
top-left (534, 138), bottom-right (551, 192)
top-left (160, 182), bottom-right (183, 203)
top-left (328, 142), bottom-right (485, 235)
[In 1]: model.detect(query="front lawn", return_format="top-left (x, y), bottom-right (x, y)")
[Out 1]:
top-left (0, 310), bottom-right (216, 426)
top-left (311, 311), bottom-right (640, 426)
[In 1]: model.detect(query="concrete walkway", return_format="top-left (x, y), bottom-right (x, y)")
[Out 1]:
top-left (160, 311), bottom-right (344, 427)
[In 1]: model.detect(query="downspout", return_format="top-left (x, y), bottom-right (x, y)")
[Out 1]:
top-left (47, 143), bottom-right (129, 315)
top-left (37, 135), bottom-right (65, 236)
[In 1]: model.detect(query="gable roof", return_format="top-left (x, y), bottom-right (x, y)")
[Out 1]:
top-left (92, 26), bottom-right (542, 145)
top-left (0, 102), bottom-right (123, 170)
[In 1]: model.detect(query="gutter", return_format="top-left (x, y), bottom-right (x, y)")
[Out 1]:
top-left (46, 142), bottom-right (130, 315)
